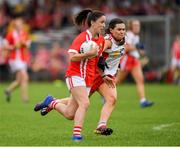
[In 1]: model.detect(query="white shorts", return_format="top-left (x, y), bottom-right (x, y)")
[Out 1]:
top-left (66, 76), bottom-right (91, 95)
top-left (9, 59), bottom-right (27, 73)
top-left (171, 57), bottom-right (180, 68)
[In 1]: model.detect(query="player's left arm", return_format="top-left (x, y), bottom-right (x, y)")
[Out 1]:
top-left (97, 39), bottom-right (112, 71)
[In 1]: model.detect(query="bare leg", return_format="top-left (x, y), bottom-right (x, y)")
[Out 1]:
top-left (97, 83), bottom-right (117, 125)
top-left (115, 70), bottom-right (128, 85)
top-left (19, 70), bottom-right (29, 102)
top-left (131, 65), bottom-right (145, 99)
top-left (131, 65), bottom-right (154, 107)
top-left (6, 71), bottom-right (21, 92)
top-left (71, 86), bottom-right (90, 126)
top-left (53, 96), bottom-right (78, 120)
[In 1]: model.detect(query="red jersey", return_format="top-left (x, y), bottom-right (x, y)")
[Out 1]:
top-left (172, 42), bottom-right (180, 60)
top-left (66, 30), bottom-right (104, 87)
top-left (5, 30), bottom-right (30, 62)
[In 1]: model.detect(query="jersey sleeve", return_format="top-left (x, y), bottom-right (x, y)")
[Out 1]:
top-left (5, 32), bottom-right (14, 45)
top-left (125, 32), bottom-right (133, 44)
top-left (68, 33), bottom-right (86, 54)
top-left (104, 34), bottom-right (112, 40)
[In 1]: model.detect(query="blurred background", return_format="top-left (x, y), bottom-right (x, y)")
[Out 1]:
top-left (0, 0), bottom-right (180, 83)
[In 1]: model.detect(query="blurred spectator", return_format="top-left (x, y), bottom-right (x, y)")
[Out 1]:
top-left (0, 7), bottom-right (10, 36)
top-left (31, 44), bottom-right (50, 81)
top-left (0, 0), bottom-right (179, 32)
top-left (31, 7), bottom-right (52, 30)
top-left (52, 7), bottom-right (63, 30)
top-left (0, 36), bottom-right (9, 81)
top-left (49, 42), bottom-right (69, 80)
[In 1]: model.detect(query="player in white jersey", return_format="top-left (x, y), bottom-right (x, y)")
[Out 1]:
top-left (103, 34), bottom-right (125, 76)
top-left (116, 19), bottom-right (154, 108)
top-left (90, 18), bottom-right (126, 135)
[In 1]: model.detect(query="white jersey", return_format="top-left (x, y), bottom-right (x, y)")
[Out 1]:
top-left (126, 31), bottom-right (140, 58)
top-left (103, 34), bottom-right (125, 76)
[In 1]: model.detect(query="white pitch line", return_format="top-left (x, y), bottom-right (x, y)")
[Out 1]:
top-left (153, 122), bottom-right (180, 131)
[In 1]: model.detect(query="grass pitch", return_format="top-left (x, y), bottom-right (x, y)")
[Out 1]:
top-left (0, 82), bottom-right (180, 146)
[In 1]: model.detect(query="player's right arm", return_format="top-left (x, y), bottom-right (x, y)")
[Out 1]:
top-left (125, 43), bottom-right (136, 52)
top-left (68, 33), bottom-right (98, 62)
top-left (124, 32), bottom-right (137, 52)
top-left (70, 47), bottom-right (98, 62)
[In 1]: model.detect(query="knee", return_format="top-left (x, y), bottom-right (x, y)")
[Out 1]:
top-left (20, 72), bottom-right (29, 83)
top-left (66, 114), bottom-right (75, 120)
top-left (80, 100), bottom-right (90, 111)
top-left (137, 77), bottom-right (144, 85)
top-left (105, 95), bottom-right (117, 106)
top-left (65, 111), bottom-right (75, 120)
top-left (23, 74), bottom-right (29, 82)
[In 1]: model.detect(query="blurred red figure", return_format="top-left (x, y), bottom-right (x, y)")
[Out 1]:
top-left (49, 42), bottom-right (69, 80)
top-left (32, 45), bottom-right (50, 72)
top-left (116, 19), bottom-right (154, 108)
top-left (170, 35), bottom-right (180, 84)
top-left (4, 18), bottom-right (31, 103)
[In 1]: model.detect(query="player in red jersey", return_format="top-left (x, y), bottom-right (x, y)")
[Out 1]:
top-left (170, 34), bottom-right (180, 84)
top-left (4, 18), bottom-right (31, 102)
top-left (40, 18), bottom-right (126, 136)
top-left (116, 19), bottom-right (154, 108)
top-left (34, 9), bottom-right (106, 141)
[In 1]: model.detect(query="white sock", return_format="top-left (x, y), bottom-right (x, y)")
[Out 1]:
top-left (140, 97), bottom-right (146, 103)
top-left (97, 121), bottom-right (107, 129)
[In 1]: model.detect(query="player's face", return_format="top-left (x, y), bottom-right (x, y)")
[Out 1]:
top-left (15, 19), bottom-right (24, 31)
top-left (132, 20), bottom-right (140, 35)
top-left (110, 23), bottom-right (126, 41)
top-left (92, 16), bottom-right (106, 34)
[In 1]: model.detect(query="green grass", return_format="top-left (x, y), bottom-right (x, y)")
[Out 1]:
top-left (0, 82), bottom-right (180, 146)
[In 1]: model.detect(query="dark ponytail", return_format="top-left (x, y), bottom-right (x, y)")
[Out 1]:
top-left (74, 9), bottom-right (92, 26)
top-left (87, 11), bottom-right (105, 27)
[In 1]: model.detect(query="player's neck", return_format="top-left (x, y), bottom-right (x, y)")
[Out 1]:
top-left (88, 28), bottom-right (99, 38)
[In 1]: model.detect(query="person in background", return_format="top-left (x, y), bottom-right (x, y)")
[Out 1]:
top-left (116, 19), bottom-right (154, 108)
top-left (0, 37), bottom-right (9, 82)
top-left (49, 42), bottom-right (69, 80)
top-left (4, 18), bottom-right (31, 102)
top-left (170, 34), bottom-right (180, 84)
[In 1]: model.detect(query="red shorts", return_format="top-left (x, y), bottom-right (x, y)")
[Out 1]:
top-left (90, 74), bottom-right (104, 96)
top-left (120, 54), bottom-right (140, 72)
top-left (90, 74), bottom-right (115, 96)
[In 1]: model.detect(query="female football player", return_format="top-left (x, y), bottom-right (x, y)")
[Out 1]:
top-left (34, 9), bottom-right (106, 141)
top-left (90, 18), bottom-right (126, 135)
top-left (116, 19), bottom-right (154, 108)
top-left (4, 18), bottom-right (31, 102)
